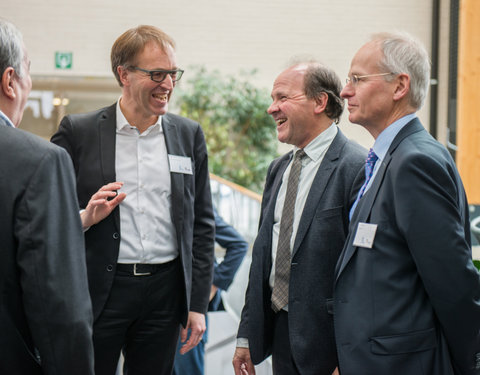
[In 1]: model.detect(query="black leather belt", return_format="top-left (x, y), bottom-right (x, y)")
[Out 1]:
top-left (116, 259), bottom-right (177, 276)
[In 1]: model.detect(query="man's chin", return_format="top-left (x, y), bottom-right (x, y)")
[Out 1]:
top-left (154, 105), bottom-right (169, 116)
top-left (277, 129), bottom-right (291, 144)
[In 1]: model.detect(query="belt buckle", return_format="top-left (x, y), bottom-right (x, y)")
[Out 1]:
top-left (134, 264), bottom-right (151, 276)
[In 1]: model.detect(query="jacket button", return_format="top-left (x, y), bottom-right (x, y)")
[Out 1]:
top-left (113, 232), bottom-right (119, 239)
top-left (106, 264), bottom-right (114, 272)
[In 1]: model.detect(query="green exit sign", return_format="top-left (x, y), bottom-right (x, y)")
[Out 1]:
top-left (55, 51), bottom-right (73, 69)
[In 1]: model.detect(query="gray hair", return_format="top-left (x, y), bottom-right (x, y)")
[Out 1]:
top-left (371, 31), bottom-right (431, 110)
top-left (0, 19), bottom-right (24, 78)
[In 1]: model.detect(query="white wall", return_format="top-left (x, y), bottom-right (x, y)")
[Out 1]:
top-left (1, 0), bottom-right (434, 149)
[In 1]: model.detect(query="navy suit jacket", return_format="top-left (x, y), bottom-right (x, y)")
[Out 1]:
top-left (51, 103), bottom-right (215, 325)
top-left (209, 208), bottom-right (248, 311)
top-left (334, 118), bottom-right (480, 375)
top-left (238, 129), bottom-right (366, 375)
top-left (0, 121), bottom-right (94, 374)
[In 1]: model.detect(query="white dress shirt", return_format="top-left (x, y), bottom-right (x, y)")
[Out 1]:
top-left (269, 123), bottom-right (338, 290)
top-left (115, 100), bottom-right (178, 263)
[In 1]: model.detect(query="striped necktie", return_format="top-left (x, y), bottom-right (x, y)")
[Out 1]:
top-left (271, 149), bottom-right (307, 312)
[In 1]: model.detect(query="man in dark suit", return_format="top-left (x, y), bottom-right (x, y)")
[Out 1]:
top-left (174, 207), bottom-right (248, 374)
top-left (51, 25), bottom-right (215, 375)
top-left (334, 31), bottom-right (480, 375)
top-left (0, 18), bottom-right (94, 374)
top-left (232, 61), bottom-right (366, 375)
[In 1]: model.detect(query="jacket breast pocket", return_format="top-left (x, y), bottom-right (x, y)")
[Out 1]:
top-left (314, 205), bottom-right (343, 219)
top-left (370, 327), bottom-right (437, 355)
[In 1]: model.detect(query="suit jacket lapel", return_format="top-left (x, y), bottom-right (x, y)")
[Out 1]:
top-left (292, 130), bottom-right (346, 258)
top-left (335, 118), bottom-right (425, 280)
top-left (262, 155), bottom-right (291, 231)
top-left (257, 154), bottom-right (292, 270)
top-left (162, 114), bottom-right (184, 234)
top-left (98, 103), bottom-right (119, 229)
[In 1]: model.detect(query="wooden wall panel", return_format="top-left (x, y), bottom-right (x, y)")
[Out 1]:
top-left (457, 0), bottom-right (480, 204)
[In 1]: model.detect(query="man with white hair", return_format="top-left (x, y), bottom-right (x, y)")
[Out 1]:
top-left (0, 18), bottom-right (94, 374)
top-left (334, 31), bottom-right (480, 374)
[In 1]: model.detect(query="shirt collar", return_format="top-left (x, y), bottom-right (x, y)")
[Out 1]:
top-left (0, 110), bottom-right (15, 127)
top-left (294, 123), bottom-right (338, 162)
top-left (373, 113), bottom-right (416, 161)
top-left (115, 98), bottom-right (162, 135)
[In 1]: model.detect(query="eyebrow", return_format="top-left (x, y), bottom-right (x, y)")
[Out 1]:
top-left (271, 89), bottom-right (285, 98)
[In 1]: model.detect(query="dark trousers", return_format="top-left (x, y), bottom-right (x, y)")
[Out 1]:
top-left (272, 309), bottom-right (301, 375)
top-left (93, 258), bottom-right (184, 375)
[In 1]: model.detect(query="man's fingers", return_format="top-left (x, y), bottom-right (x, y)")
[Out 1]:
top-left (99, 182), bottom-right (124, 192)
top-left (180, 327), bottom-right (188, 343)
top-left (179, 325), bottom-right (204, 354)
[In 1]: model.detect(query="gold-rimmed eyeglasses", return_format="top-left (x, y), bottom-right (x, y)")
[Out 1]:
top-left (345, 72), bottom-right (395, 86)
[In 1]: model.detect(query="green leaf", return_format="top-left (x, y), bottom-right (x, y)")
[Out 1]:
top-left (473, 259), bottom-right (480, 271)
top-left (174, 66), bottom-right (278, 193)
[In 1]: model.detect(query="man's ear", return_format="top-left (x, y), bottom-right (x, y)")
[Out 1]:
top-left (117, 65), bottom-right (129, 87)
top-left (313, 92), bottom-right (328, 114)
top-left (393, 73), bottom-right (410, 101)
top-left (1, 67), bottom-right (16, 100)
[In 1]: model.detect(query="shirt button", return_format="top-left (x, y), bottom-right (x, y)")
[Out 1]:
top-left (106, 264), bottom-right (114, 272)
top-left (113, 232), bottom-right (119, 239)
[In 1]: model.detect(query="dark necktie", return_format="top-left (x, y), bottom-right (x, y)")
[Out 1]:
top-left (358, 148), bottom-right (378, 199)
top-left (271, 149), bottom-right (306, 312)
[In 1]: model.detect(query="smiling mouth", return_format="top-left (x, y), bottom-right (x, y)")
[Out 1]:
top-left (153, 93), bottom-right (168, 101)
top-left (276, 118), bottom-right (287, 126)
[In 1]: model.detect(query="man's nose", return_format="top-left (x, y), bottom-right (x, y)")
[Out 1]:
top-left (162, 74), bottom-right (174, 89)
top-left (340, 84), bottom-right (353, 99)
top-left (267, 101), bottom-right (278, 115)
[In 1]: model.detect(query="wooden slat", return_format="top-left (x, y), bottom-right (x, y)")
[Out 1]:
top-left (457, 0), bottom-right (480, 204)
top-left (210, 173), bottom-right (262, 202)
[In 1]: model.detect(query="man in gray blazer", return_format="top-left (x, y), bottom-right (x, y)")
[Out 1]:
top-left (51, 25), bottom-right (215, 375)
top-left (0, 18), bottom-right (94, 374)
top-left (233, 61), bottom-right (366, 375)
top-left (334, 31), bottom-right (480, 374)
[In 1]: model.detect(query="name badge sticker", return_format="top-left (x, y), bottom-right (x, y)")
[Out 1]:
top-left (352, 222), bottom-right (378, 249)
top-left (168, 155), bottom-right (193, 175)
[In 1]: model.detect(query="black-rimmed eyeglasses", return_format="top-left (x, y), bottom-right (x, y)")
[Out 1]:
top-left (130, 66), bottom-right (184, 83)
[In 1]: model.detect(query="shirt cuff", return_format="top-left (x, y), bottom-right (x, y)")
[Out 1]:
top-left (236, 337), bottom-right (249, 348)
top-left (79, 209), bottom-right (90, 232)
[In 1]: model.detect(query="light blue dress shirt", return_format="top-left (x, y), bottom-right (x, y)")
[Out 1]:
top-left (0, 110), bottom-right (15, 127)
top-left (349, 113), bottom-right (417, 219)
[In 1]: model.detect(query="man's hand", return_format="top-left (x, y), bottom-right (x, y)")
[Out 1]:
top-left (81, 182), bottom-right (126, 229)
top-left (209, 285), bottom-right (218, 301)
top-left (233, 347), bottom-right (255, 375)
top-left (179, 311), bottom-right (206, 355)
top-left (332, 367), bottom-right (340, 375)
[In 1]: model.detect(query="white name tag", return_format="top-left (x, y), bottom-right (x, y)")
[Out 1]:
top-left (168, 155), bottom-right (193, 175)
top-left (352, 222), bottom-right (378, 249)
